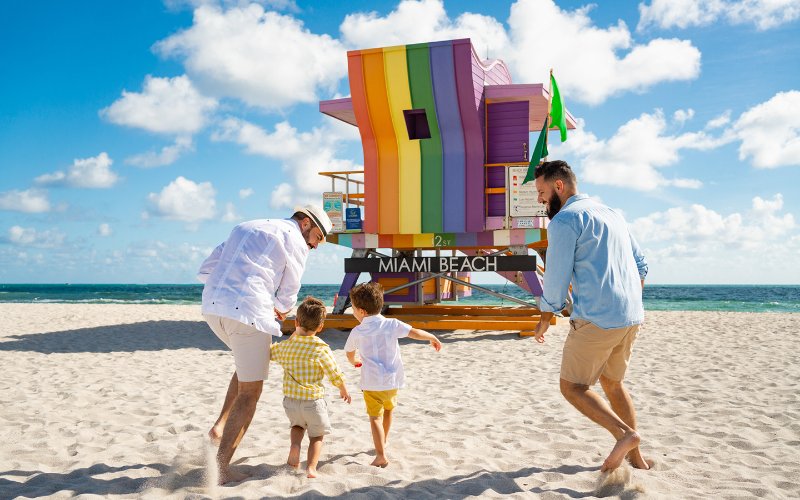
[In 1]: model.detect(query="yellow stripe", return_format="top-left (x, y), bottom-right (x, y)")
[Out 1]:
top-left (384, 46), bottom-right (422, 234)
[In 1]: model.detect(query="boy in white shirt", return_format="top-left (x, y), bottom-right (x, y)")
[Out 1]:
top-left (344, 282), bottom-right (442, 467)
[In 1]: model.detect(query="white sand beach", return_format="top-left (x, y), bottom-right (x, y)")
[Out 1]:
top-left (1, 304), bottom-right (798, 499)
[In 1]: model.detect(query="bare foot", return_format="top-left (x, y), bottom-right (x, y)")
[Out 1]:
top-left (287, 445), bottom-right (301, 469)
top-left (370, 457), bottom-right (389, 468)
top-left (208, 427), bottom-right (222, 446)
top-left (306, 466), bottom-right (317, 478)
top-left (626, 447), bottom-right (653, 470)
top-left (601, 431), bottom-right (641, 472)
top-left (218, 467), bottom-right (249, 485)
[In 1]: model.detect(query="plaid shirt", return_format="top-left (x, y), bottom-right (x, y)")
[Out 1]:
top-left (270, 334), bottom-right (345, 400)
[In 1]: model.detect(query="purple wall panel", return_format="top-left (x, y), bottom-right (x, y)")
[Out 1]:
top-left (454, 40), bottom-right (485, 232)
top-left (430, 41), bottom-right (466, 233)
top-left (487, 101), bottom-right (529, 164)
top-left (487, 194), bottom-right (505, 217)
top-left (487, 168), bottom-right (505, 188)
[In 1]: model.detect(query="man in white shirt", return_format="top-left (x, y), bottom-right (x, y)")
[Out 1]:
top-left (197, 205), bottom-right (332, 484)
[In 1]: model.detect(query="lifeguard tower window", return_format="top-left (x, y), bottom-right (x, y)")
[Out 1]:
top-left (403, 109), bottom-right (432, 140)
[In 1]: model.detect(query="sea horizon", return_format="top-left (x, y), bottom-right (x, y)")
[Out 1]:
top-left (1, 283), bottom-right (798, 313)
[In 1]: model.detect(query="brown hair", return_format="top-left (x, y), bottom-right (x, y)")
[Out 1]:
top-left (296, 296), bottom-right (326, 331)
top-left (534, 160), bottom-right (577, 186)
top-left (349, 282), bottom-right (383, 315)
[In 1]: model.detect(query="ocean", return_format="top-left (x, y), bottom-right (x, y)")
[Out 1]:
top-left (0, 284), bottom-right (798, 313)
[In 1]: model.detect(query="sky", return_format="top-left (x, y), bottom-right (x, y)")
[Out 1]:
top-left (1, 0), bottom-right (799, 285)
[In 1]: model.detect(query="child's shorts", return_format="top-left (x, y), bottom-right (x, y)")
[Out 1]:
top-left (282, 397), bottom-right (331, 437)
top-left (363, 389), bottom-right (398, 417)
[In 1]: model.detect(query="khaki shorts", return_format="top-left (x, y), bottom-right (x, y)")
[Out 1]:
top-left (363, 389), bottom-right (398, 417)
top-left (283, 397), bottom-right (332, 437)
top-left (204, 314), bottom-right (271, 382)
top-left (560, 319), bottom-right (640, 386)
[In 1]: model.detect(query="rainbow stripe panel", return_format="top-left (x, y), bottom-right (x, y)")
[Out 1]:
top-left (328, 228), bottom-right (548, 250)
top-left (348, 39), bottom-right (508, 235)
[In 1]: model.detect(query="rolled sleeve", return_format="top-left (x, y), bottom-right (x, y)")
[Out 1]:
top-left (629, 231), bottom-right (648, 280)
top-left (540, 219), bottom-right (577, 313)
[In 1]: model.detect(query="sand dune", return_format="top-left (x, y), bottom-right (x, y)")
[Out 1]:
top-left (1, 304), bottom-right (798, 498)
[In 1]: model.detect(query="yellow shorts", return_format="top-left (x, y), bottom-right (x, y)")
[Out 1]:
top-left (363, 389), bottom-right (398, 417)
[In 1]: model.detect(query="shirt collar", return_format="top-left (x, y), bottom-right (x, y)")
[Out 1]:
top-left (563, 193), bottom-right (589, 209)
top-left (361, 314), bottom-right (384, 324)
top-left (293, 334), bottom-right (325, 344)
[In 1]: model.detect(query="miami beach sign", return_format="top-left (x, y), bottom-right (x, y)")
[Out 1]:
top-left (345, 255), bottom-right (536, 273)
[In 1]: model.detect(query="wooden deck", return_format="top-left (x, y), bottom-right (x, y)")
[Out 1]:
top-left (281, 305), bottom-right (556, 337)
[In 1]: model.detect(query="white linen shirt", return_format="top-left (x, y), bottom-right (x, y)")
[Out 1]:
top-left (344, 314), bottom-right (411, 391)
top-left (197, 219), bottom-right (309, 337)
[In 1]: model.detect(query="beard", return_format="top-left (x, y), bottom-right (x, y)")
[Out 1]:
top-left (301, 226), bottom-right (314, 249)
top-left (546, 192), bottom-right (562, 220)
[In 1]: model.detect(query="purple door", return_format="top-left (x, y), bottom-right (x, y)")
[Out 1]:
top-left (486, 101), bottom-right (529, 164)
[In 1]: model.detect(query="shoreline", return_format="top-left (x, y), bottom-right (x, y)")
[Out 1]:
top-left (1, 304), bottom-right (798, 498)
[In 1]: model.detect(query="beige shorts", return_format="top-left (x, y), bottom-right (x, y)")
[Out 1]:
top-left (204, 314), bottom-right (271, 382)
top-left (283, 397), bottom-right (332, 437)
top-left (560, 319), bottom-right (640, 386)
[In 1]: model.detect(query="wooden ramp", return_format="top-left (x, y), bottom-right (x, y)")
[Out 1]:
top-left (281, 305), bottom-right (556, 337)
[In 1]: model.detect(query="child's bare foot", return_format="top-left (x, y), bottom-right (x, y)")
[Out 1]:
top-left (287, 445), bottom-right (301, 468)
top-left (601, 431), bottom-right (641, 472)
top-left (306, 466), bottom-right (317, 478)
top-left (218, 467), bottom-right (249, 485)
top-left (208, 426), bottom-right (222, 445)
top-left (370, 456), bottom-right (389, 468)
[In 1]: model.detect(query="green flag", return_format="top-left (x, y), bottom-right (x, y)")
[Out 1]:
top-left (550, 73), bottom-right (567, 142)
top-left (522, 117), bottom-right (549, 185)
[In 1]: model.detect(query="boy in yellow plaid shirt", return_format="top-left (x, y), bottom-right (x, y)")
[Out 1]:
top-left (270, 296), bottom-right (351, 478)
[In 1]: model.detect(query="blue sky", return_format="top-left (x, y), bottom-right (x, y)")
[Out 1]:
top-left (1, 0), bottom-right (799, 284)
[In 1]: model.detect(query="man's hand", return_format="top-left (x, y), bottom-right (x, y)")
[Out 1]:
top-left (533, 319), bottom-right (549, 344)
top-left (274, 308), bottom-right (288, 321)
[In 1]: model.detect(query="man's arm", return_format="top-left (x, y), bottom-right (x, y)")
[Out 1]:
top-left (196, 242), bottom-right (224, 283)
top-left (533, 219), bottom-right (577, 344)
top-left (273, 244), bottom-right (304, 316)
top-left (629, 230), bottom-right (648, 282)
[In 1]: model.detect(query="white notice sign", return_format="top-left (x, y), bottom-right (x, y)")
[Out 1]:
top-left (322, 192), bottom-right (344, 233)
top-left (507, 166), bottom-right (547, 217)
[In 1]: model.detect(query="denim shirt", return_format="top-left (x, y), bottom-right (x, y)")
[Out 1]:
top-left (539, 194), bottom-right (648, 329)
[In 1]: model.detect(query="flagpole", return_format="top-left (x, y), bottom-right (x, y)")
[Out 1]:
top-left (545, 68), bottom-right (553, 161)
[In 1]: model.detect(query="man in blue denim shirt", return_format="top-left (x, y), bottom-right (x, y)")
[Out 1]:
top-left (532, 160), bottom-right (651, 473)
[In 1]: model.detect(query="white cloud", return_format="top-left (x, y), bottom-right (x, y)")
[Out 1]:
top-left (101, 75), bottom-right (217, 134)
top-left (239, 187), bottom-right (254, 199)
top-left (638, 0), bottom-right (800, 31)
top-left (556, 111), bottom-right (730, 190)
top-left (340, 0), bottom-right (701, 106)
top-left (6, 226), bottom-right (65, 248)
top-left (270, 182), bottom-right (293, 209)
top-left (221, 202), bottom-right (240, 221)
top-left (212, 118), bottom-right (361, 208)
top-left (631, 194), bottom-right (798, 282)
top-left (166, 0), bottom-right (300, 13)
top-left (673, 108), bottom-right (694, 125)
top-left (706, 110), bottom-right (731, 129)
top-left (35, 152), bottom-right (119, 188)
top-left (730, 90), bottom-right (800, 169)
top-left (0, 188), bottom-right (51, 213)
top-left (147, 176), bottom-right (217, 223)
top-left (155, 4), bottom-right (346, 110)
top-left (125, 136), bottom-right (195, 168)
top-left (340, 0), bottom-right (509, 57)
top-left (98, 223), bottom-right (112, 237)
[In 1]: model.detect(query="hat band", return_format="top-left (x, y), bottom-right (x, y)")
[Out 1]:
top-left (305, 210), bottom-right (328, 237)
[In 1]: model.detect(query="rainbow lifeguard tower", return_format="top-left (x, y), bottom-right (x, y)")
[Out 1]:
top-left (317, 38), bottom-right (576, 334)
